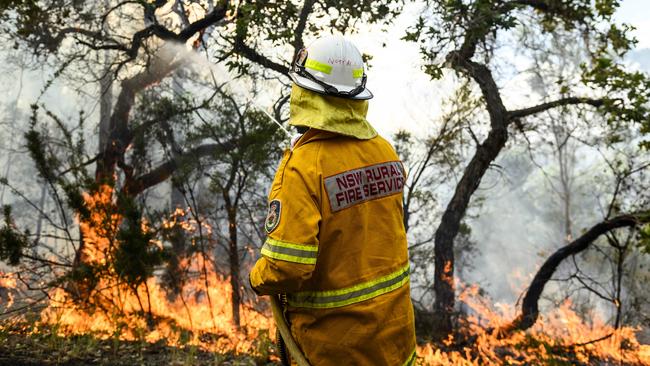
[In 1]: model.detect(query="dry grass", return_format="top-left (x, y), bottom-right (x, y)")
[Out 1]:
top-left (0, 322), bottom-right (279, 366)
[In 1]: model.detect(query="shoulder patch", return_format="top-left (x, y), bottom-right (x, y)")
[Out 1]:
top-left (264, 199), bottom-right (282, 234)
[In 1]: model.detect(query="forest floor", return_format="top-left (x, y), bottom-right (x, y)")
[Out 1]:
top-left (2, 321), bottom-right (649, 365)
top-left (0, 323), bottom-right (280, 366)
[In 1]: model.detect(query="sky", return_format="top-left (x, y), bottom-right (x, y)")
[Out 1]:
top-left (616, 0), bottom-right (650, 49)
top-left (355, 0), bottom-right (650, 138)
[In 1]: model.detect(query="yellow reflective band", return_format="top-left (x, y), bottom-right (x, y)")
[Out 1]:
top-left (261, 238), bottom-right (318, 265)
top-left (403, 349), bottom-right (416, 366)
top-left (305, 58), bottom-right (332, 74)
top-left (287, 263), bottom-right (410, 308)
top-left (352, 68), bottom-right (364, 78)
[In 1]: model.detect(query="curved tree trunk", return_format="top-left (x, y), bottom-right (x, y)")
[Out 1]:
top-left (430, 28), bottom-right (605, 339)
top-left (504, 213), bottom-right (647, 333)
top-left (432, 127), bottom-right (508, 336)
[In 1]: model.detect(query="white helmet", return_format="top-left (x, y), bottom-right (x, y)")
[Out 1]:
top-left (289, 35), bottom-right (373, 100)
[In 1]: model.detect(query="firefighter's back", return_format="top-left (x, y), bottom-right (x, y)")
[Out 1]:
top-left (286, 130), bottom-right (416, 366)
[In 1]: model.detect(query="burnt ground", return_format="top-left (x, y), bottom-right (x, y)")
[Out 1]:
top-left (0, 323), bottom-right (281, 366)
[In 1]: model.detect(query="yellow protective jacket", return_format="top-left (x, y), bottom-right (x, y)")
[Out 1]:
top-left (250, 87), bottom-right (416, 366)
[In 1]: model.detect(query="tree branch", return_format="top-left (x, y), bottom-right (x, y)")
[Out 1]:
top-left (508, 97), bottom-right (605, 121)
top-left (177, 4), bottom-right (229, 42)
top-left (508, 0), bottom-right (551, 12)
top-left (96, 3), bottom-right (231, 182)
top-left (446, 53), bottom-right (509, 130)
top-left (291, 0), bottom-right (317, 60)
top-left (81, 3), bottom-right (228, 59)
top-left (123, 142), bottom-right (234, 196)
top-left (234, 39), bottom-right (290, 76)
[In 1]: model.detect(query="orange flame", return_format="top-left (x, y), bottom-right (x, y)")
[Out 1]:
top-left (78, 185), bottom-right (119, 264)
top-left (416, 284), bottom-right (650, 365)
top-left (0, 271), bottom-right (17, 309)
top-left (33, 186), bottom-right (274, 355)
top-left (38, 253), bottom-right (273, 354)
top-left (0, 271), bottom-right (16, 289)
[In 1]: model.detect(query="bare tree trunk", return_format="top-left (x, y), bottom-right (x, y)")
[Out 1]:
top-left (613, 242), bottom-right (625, 329)
top-left (227, 206), bottom-right (241, 329)
top-left (432, 124), bottom-right (508, 337)
top-left (34, 183), bottom-right (48, 243)
top-left (99, 5), bottom-right (113, 154)
top-left (0, 68), bottom-right (24, 204)
top-left (552, 116), bottom-right (574, 243)
top-left (162, 181), bottom-right (187, 299)
top-left (163, 70), bottom-right (189, 298)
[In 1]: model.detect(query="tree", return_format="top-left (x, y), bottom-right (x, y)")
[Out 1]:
top-left (0, 0), bottom-right (403, 326)
top-left (405, 0), bottom-right (650, 338)
top-left (395, 84), bottom-right (480, 323)
top-left (192, 88), bottom-right (284, 328)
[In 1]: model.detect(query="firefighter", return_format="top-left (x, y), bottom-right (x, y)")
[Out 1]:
top-left (249, 34), bottom-right (416, 366)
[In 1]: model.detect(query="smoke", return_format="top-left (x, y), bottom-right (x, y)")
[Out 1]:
top-left (459, 47), bottom-right (650, 310)
top-left (161, 42), bottom-right (293, 137)
top-left (463, 135), bottom-right (647, 331)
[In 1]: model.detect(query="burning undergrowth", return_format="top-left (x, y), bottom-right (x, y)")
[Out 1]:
top-left (417, 285), bottom-right (650, 365)
top-left (38, 262), bottom-right (273, 353)
top-left (1, 186), bottom-right (276, 360)
top-left (1, 261), bottom-right (274, 355)
top-left (0, 189), bottom-right (648, 365)
top-left (2, 270), bottom-right (650, 364)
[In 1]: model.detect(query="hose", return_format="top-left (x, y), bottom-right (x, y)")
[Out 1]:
top-left (276, 294), bottom-right (290, 366)
top-left (277, 327), bottom-right (290, 366)
top-left (270, 295), bottom-right (312, 366)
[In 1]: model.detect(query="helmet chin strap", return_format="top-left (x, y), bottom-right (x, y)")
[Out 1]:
top-left (293, 63), bottom-right (367, 98)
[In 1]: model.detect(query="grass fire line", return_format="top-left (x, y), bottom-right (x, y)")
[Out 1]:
top-left (2, 263), bottom-right (650, 364)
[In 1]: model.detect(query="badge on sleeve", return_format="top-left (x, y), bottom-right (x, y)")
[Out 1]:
top-left (264, 199), bottom-right (281, 234)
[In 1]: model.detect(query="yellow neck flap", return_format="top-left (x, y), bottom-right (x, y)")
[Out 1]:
top-left (289, 85), bottom-right (378, 140)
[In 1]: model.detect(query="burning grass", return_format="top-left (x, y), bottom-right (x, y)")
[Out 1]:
top-left (417, 285), bottom-right (650, 365)
top-left (1, 265), bottom-right (279, 365)
top-left (37, 272), bottom-right (274, 355)
top-left (33, 255), bottom-right (273, 354)
top-left (3, 274), bottom-right (649, 365)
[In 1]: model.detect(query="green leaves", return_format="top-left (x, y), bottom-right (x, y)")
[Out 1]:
top-left (640, 223), bottom-right (650, 254)
top-left (601, 23), bottom-right (637, 56)
top-left (577, 17), bottom-right (650, 147)
top-left (0, 205), bottom-right (29, 266)
top-left (114, 198), bottom-right (163, 286)
top-left (594, 0), bottom-right (619, 18)
top-left (581, 57), bottom-right (650, 145)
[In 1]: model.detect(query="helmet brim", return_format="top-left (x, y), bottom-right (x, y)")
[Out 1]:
top-left (289, 72), bottom-right (373, 100)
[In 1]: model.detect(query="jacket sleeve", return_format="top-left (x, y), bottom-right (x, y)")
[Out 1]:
top-left (249, 146), bottom-right (322, 295)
